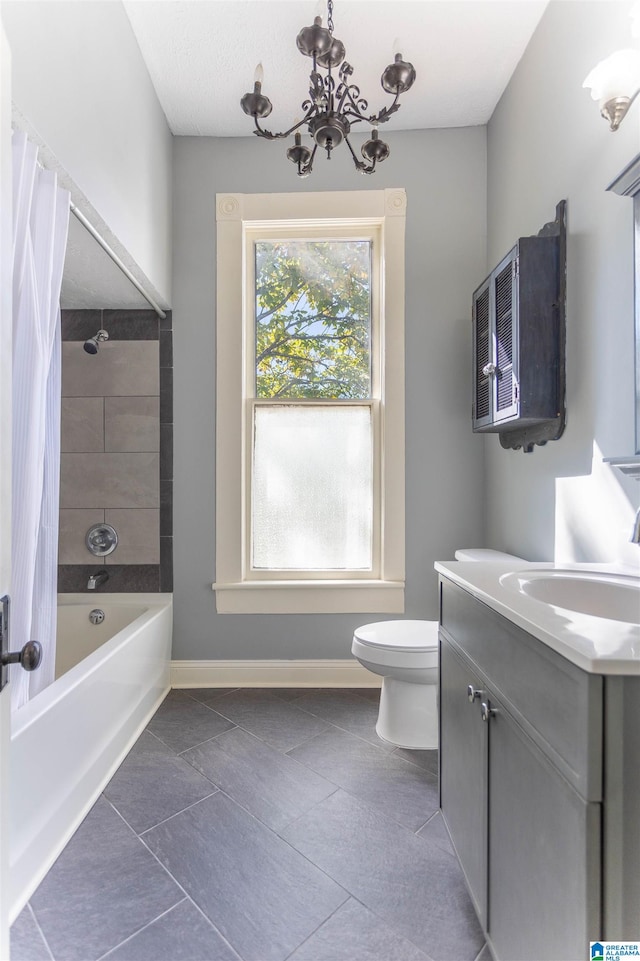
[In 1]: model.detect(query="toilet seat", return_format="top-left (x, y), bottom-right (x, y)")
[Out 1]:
top-left (352, 619), bottom-right (438, 653)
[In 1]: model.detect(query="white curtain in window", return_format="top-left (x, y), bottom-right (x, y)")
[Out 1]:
top-left (11, 131), bottom-right (69, 709)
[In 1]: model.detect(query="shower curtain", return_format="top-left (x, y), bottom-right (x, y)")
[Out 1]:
top-left (11, 131), bottom-right (69, 710)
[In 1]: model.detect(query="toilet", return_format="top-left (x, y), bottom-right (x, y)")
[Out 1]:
top-left (352, 619), bottom-right (439, 749)
top-left (352, 548), bottom-right (523, 750)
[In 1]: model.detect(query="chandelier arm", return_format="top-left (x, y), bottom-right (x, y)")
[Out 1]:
top-left (368, 94), bottom-right (402, 126)
top-left (341, 103), bottom-right (397, 127)
top-left (253, 115), bottom-right (313, 141)
top-left (299, 143), bottom-right (319, 177)
top-left (340, 108), bottom-right (370, 126)
top-left (344, 134), bottom-right (375, 175)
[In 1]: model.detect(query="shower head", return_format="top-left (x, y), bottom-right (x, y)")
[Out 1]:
top-left (83, 329), bottom-right (109, 354)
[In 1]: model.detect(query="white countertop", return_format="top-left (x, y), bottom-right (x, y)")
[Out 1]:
top-left (435, 560), bottom-right (640, 675)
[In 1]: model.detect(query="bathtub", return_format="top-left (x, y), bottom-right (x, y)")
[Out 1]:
top-left (9, 593), bottom-right (172, 919)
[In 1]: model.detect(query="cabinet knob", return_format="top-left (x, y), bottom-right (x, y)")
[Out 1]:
top-left (481, 701), bottom-right (496, 722)
top-left (482, 363), bottom-right (496, 377)
top-left (467, 684), bottom-right (483, 703)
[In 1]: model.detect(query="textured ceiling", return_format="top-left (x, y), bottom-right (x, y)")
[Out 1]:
top-left (123, 0), bottom-right (549, 136)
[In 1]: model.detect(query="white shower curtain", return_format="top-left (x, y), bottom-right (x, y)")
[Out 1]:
top-left (11, 131), bottom-right (69, 710)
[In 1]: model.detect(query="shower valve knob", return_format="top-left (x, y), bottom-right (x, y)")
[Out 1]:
top-left (467, 685), bottom-right (483, 702)
top-left (481, 701), bottom-right (496, 722)
top-left (1, 640), bottom-right (43, 672)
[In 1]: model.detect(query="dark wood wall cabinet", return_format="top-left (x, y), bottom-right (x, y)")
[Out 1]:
top-left (472, 201), bottom-right (566, 452)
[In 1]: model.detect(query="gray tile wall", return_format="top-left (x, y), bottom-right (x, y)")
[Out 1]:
top-left (58, 309), bottom-right (173, 593)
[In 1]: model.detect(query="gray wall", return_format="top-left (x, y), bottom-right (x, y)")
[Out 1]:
top-left (1, 1), bottom-right (173, 304)
top-left (172, 128), bottom-right (487, 660)
top-left (486, 0), bottom-right (640, 567)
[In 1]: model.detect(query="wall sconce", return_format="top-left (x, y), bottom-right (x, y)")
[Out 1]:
top-left (583, 4), bottom-right (640, 131)
top-left (583, 49), bottom-right (640, 131)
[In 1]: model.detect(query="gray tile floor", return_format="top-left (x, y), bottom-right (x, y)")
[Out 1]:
top-left (11, 688), bottom-right (487, 961)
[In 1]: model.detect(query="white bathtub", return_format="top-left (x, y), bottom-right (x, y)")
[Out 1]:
top-left (9, 593), bottom-right (172, 919)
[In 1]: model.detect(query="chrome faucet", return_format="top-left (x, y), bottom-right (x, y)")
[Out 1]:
top-left (630, 507), bottom-right (640, 545)
top-left (87, 570), bottom-right (109, 590)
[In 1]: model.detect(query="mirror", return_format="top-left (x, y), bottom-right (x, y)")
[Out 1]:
top-left (607, 152), bottom-right (640, 455)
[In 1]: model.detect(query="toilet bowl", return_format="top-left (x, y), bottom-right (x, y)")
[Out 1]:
top-left (351, 620), bottom-right (439, 750)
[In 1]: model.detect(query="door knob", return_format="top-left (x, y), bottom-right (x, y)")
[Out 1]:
top-left (1, 640), bottom-right (43, 672)
top-left (0, 595), bottom-right (43, 691)
top-left (467, 684), bottom-right (483, 703)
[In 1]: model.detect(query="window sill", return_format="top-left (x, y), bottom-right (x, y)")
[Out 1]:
top-left (212, 579), bottom-right (405, 614)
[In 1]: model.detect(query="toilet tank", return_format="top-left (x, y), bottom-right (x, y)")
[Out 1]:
top-left (454, 548), bottom-right (524, 562)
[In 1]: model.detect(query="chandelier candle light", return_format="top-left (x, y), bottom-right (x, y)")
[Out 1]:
top-left (240, 0), bottom-right (416, 177)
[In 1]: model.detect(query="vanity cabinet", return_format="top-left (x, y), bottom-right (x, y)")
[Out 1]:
top-left (472, 233), bottom-right (561, 435)
top-left (439, 578), bottom-right (603, 961)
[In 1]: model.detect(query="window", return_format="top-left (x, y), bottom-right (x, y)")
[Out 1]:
top-left (215, 189), bottom-right (406, 613)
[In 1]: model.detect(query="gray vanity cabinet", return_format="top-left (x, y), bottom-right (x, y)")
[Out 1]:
top-left (439, 578), bottom-right (603, 961)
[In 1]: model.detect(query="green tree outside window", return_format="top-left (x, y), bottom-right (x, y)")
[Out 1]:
top-left (255, 240), bottom-right (372, 399)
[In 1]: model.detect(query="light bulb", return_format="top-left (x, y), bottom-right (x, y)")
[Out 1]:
top-left (254, 62), bottom-right (264, 85)
top-left (392, 37), bottom-right (404, 59)
top-left (583, 49), bottom-right (640, 105)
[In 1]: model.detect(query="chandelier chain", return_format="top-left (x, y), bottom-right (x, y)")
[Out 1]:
top-left (327, 0), bottom-right (334, 35)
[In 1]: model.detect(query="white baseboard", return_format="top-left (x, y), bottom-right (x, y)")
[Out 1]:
top-left (171, 659), bottom-right (380, 689)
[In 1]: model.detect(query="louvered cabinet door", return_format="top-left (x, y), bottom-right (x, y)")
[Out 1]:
top-left (472, 278), bottom-right (493, 429)
top-left (472, 246), bottom-right (520, 430)
top-left (492, 251), bottom-right (519, 424)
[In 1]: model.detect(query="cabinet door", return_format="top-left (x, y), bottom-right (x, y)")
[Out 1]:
top-left (486, 696), bottom-right (601, 961)
top-left (472, 278), bottom-right (492, 429)
top-left (439, 637), bottom-right (488, 924)
top-left (492, 254), bottom-right (519, 424)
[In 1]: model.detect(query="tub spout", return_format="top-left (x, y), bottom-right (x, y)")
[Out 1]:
top-left (87, 570), bottom-right (109, 590)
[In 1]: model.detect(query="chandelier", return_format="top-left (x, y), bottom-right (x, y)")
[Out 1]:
top-left (240, 0), bottom-right (416, 177)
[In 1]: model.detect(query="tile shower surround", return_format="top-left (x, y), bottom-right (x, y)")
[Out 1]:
top-left (58, 309), bottom-right (172, 592)
top-left (11, 688), bottom-right (489, 961)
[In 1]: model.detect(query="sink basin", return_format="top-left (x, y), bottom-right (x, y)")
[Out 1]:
top-left (499, 569), bottom-right (640, 623)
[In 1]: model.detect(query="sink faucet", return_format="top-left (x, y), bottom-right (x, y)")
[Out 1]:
top-left (630, 507), bottom-right (640, 545)
top-left (87, 570), bottom-right (109, 590)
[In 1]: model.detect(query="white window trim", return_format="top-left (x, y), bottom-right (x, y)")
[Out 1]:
top-left (214, 189), bottom-right (406, 614)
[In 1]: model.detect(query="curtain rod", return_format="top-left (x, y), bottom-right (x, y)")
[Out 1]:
top-left (69, 202), bottom-right (167, 321)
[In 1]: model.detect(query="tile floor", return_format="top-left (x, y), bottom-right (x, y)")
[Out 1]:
top-left (11, 688), bottom-right (489, 961)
